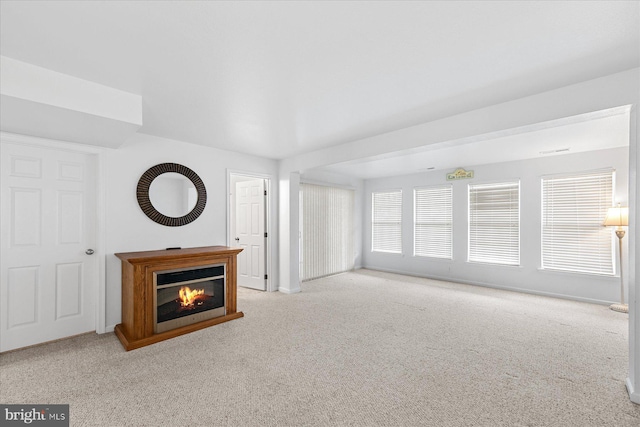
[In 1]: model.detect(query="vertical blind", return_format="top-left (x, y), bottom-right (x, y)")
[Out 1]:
top-left (372, 190), bottom-right (402, 253)
top-left (414, 185), bottom-right (453, 259)
top-left (469, 181), bottom-right (520, 265)
top-left (541, 170), bottom-right (614, 275)
top-left (301, 183), bottom-right (355, 281)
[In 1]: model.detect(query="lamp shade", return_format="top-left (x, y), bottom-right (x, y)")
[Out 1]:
top-left (603, 206), bottom-right (628, 227)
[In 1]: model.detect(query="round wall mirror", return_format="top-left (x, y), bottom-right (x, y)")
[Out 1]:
top-left (149, 173), bottom-right (198, 217)
top-left (137, 163), bottom-right (207, 226)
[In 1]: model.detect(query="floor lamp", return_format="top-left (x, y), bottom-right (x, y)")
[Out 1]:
top-left (603, 204), bottom-right (629, 313)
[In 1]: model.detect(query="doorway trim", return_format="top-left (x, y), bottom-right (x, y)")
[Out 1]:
top-left (226, 169), bottom-right (274, 292)
top-left (0, 131), bottom-right (107, 334)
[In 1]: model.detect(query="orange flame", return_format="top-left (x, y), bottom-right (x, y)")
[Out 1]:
top-left (179, 286), bottom-right (205, 306)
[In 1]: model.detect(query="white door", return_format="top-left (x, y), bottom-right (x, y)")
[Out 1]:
top-left (0, 142), bottom-right (97, 352)
top-left (235, 179), bottom-right (266, 290)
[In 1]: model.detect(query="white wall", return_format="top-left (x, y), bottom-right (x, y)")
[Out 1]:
top-left (362, 147), bottom-right (629, 304)
top-left (104, 133), bottom-right (278, 328)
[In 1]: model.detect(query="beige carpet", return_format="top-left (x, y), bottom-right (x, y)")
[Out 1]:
top-left (1, 269), bottom-right (638, 426)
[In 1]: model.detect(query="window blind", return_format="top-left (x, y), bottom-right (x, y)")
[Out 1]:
top-left (469, 181), bottom-right (520, 265)
top-left (372, 190), bottom-right (402, 253)
top-left (300, 183), bottom-right (355, 281)
top-left (414, 185), bottom-right (453, 259)
top-left (541, 170), bottom-right (614, 275)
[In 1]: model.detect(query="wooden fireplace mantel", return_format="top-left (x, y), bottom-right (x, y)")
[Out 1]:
top-left (114, 246), bottom-right (244, 351)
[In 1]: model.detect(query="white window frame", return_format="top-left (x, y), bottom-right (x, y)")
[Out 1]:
top-left (372, 190), bottom-right (403, 254)
top-left (468, 181), bottom-right (520, 266)
top-left (541, 169), bottom-right (615, 276)
top-left (414, 185), bottom-right (453, 259)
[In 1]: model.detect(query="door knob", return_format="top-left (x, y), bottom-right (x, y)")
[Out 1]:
top-left (85, 249), bottom-right (95, 255)
top-left (235, 237), bottom-right (240, 242)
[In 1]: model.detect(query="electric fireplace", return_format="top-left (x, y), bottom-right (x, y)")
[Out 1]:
top-left (154, 264), bottom-right (226, 333)
top-left (115, 246), bottom-right (243, 351)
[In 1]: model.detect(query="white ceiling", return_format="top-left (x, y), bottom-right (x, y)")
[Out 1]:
top-left (0, 1), bottom-right (638, 161)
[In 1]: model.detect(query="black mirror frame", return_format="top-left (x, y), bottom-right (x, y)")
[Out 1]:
top-left (136, 163), bottom-right (207, 227)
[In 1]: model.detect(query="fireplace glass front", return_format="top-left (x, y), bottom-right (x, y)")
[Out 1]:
top-left (154, 264), bottom-right (225, 333)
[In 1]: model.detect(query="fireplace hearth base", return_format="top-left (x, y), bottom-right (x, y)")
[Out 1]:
top-left (114, 246), bottom-right (244, 351)
top-left (114, 311), bottom-right (243, 351)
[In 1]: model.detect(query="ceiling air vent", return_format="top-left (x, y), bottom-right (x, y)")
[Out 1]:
top-left (539, 148), bottom-right (570, 155)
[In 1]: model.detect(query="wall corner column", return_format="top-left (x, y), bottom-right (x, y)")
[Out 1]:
top-left (278, 170), bottom-right (301, 294)
top-left (627, 102), bottom-right (640, 405)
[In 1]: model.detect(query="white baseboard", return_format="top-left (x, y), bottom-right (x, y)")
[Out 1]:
top-left (627, 378), bottom-right (640, 404)
top-left (278, 286), bottom-right (301, 294)
top-left (103, 324), bottom-right (116, 333)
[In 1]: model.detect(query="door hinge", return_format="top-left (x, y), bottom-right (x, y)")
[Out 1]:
top-left (264, 190), bottom-right (267, 196)
top-left (264, 232), bottom-right (268, 238)
top-left (264, 274), bottom-right (268, 280)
